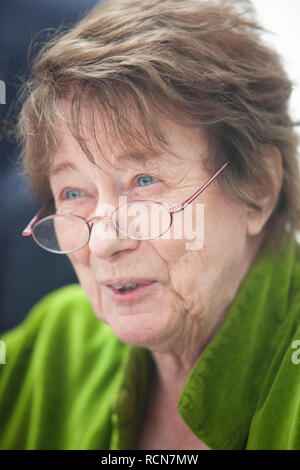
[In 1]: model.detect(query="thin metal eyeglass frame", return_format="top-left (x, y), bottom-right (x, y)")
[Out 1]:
top-left (22, 160), bottom-right (230, 251)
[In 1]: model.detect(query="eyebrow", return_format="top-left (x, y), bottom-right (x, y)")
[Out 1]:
top-left (49, 161), bottom-right (79, 178)
top-left (50, 148), bottom-right (172, 178)
top-left (123, 149), bottom-right (165, 160)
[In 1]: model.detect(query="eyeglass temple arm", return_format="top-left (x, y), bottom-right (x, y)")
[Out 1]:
top-left (22, 204), bottom-right (48, 237)
top-left (169, 161), bottom-right (230, 214)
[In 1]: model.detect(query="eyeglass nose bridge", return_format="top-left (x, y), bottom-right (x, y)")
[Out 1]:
top-left (87, 215), bottom-right (112, 224)
top-left (86, 202), bottom-right (174, 242)
top-left (85, 213), bottom-right (124, 242)
top-left (86, 214), bottom-right (114, 233)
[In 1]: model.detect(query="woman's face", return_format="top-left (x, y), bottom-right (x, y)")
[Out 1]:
top-left (49, 113), bottom-right (263, 361)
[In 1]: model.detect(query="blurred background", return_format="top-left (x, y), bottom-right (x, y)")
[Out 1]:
top-left (252, 0), bottom-right (300, 124)
top-left (0, 0), bottom-right (98, 333)
top-left (0, 0), bottom-right (299, 334)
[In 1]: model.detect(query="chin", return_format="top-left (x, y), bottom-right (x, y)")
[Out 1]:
top-left (103, 310), bottom-right (171, 349)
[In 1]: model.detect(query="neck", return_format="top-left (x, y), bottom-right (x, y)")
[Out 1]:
top-left (149, 351), bottom-right (196, 408)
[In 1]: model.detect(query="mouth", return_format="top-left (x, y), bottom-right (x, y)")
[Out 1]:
top-left (104, 279), bottom-right (156, 303)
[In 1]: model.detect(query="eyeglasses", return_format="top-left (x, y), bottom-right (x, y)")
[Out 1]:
top-left (22, 161), bottom-right (230, 254)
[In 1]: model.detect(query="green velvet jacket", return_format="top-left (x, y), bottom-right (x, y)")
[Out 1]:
top-left (1, 234), bottom-right (300, 450)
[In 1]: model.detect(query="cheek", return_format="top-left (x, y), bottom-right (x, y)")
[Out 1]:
top-left (205, 200), bottom-right (248, 255)
top-left (151, 237), bottom-right (187, 266)
top-left (155, 240), bottom-right (208, 318)
top-left (67, 246), bottom-right (90, 275)
top-left (67, 248), bottom-right (100, 304)
top-left (68, 250), bottom-right (106, 321)
top-left (151, 201), bottom-right (247, 305)
top-left (151, 238), bottom-right (202, 296)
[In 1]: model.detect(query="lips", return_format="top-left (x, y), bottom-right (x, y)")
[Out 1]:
top-left (102, 278), bottom-right (156, 302)
top-left (103, 278), bottom-right (155, 288)
top-left (111, 282), bottom-right (140, 291)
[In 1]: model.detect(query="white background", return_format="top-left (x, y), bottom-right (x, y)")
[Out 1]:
top-left (244, 1), bottom-right (300, 240)
top-left (251, 0), bottom-right (300, 123)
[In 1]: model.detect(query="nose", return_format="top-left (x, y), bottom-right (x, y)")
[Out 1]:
top-left (88, 213), bottom-right (140, 259)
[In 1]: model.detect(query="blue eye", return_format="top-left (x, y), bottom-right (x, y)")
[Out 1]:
top-left (65, 189), bottom-right (83, 200)
top-left (136, 175), bottom-right (157, 187)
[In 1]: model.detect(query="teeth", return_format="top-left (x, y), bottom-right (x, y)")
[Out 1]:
top-left (113, 282), bottom-right (140, 291)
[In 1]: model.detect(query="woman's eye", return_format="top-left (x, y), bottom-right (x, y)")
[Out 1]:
top-left (65, 189), bottom-right (84, 200)
top-left (136, 175), bottom-right (159, 187)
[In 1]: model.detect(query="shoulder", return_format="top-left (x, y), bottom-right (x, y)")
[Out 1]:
top-left (0, 285), bottom-right (128, 449)
top-left (1, 284), bottom-right (115, 353)
top-left (1, 283), bottom-right (126, 375)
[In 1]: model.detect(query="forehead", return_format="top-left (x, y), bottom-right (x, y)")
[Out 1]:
top-left (49, 100), bottom-right (209, 178)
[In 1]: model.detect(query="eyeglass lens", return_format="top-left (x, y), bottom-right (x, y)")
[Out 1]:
top-left (32, 202), bottom-right (172, 253)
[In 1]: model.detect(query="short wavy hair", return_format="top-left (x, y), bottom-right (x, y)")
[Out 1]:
top-left (15, 0), bottom-right (300, 253)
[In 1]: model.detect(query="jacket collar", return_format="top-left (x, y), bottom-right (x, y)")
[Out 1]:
top-left (178, 234), bottom-right (297, 449)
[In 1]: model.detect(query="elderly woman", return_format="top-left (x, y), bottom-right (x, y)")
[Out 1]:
top-left (1, 0), bottom-right (300, 451)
